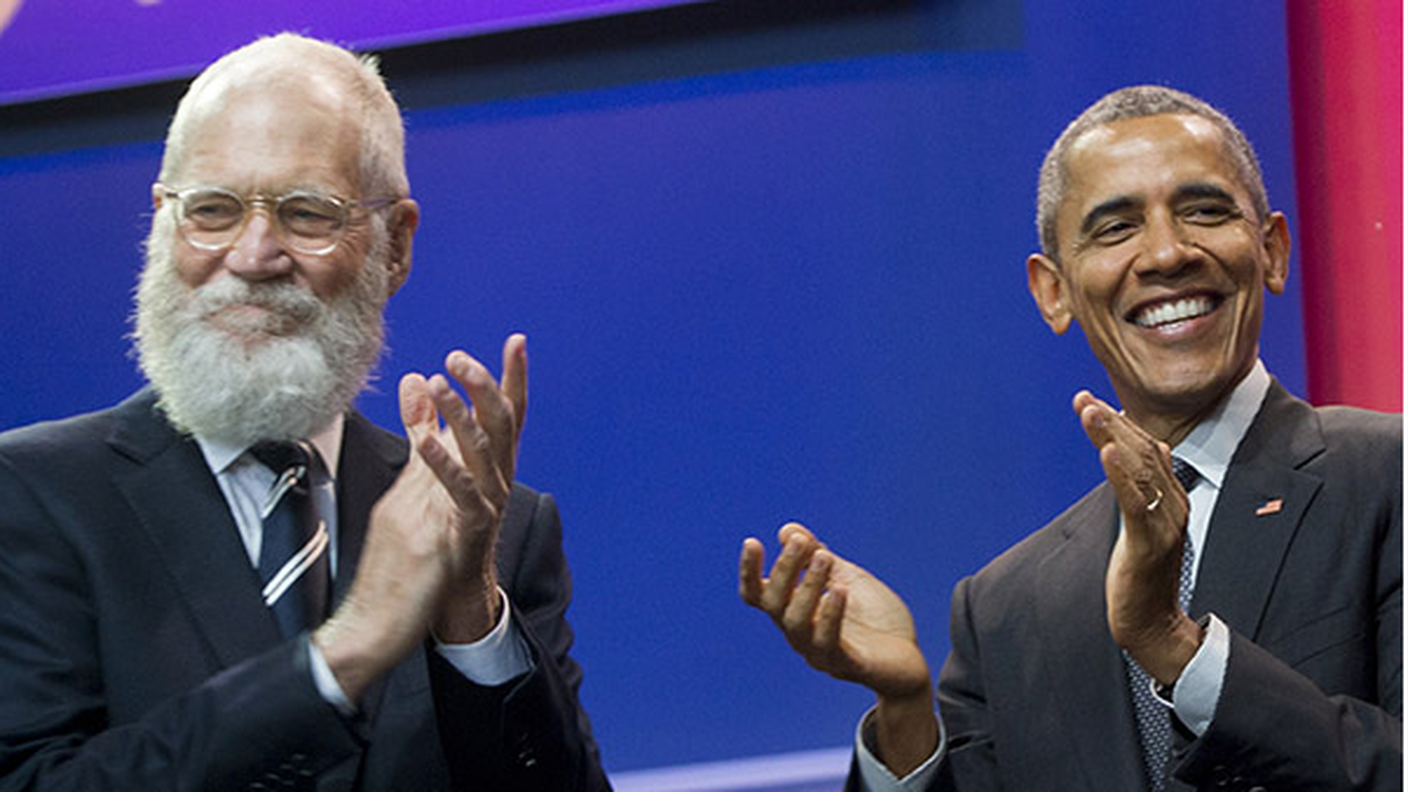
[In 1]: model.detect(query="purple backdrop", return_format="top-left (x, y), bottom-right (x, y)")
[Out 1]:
top-left (0, 0), bottom-right (701, 104)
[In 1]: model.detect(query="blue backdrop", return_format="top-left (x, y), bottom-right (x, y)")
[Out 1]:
top-left (0, 0), bottom-right (1305, 777)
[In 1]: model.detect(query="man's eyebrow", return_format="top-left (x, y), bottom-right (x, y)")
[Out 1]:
top-left (1172, 182), bottom-right (1238, 204)
top-left (1078, 195), bottom-right (1139, 238)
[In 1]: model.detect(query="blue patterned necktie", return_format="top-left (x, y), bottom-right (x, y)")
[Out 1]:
top-left (1125, 456), bottom-right (1200, 791)
top-left (250, 441), bottom-right (329, 638)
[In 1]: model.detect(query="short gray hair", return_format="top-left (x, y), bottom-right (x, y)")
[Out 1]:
top-left (158, 32), bottom-right (408, 200)
top-left (1035, 85), bottom-right (1269, 261)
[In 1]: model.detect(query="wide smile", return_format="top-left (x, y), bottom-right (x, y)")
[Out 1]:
top-left (1127, 293), bottom-right (1223, 332)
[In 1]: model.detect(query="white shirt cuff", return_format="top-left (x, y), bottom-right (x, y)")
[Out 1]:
top-left (853, 704), bottom-right (946, 792)
top-left (308, 638), bottom-right (357, 717)
top-left (1169, 612), bottom-right (1229, 735)
top-left (433, 587), bottom-right (533, 686)
top-left (306, 587), bottom-right (533, 716)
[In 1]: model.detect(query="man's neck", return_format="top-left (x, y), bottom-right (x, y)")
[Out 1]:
top-left (1125, 363), bottom-right (1260, 447)
top-left (193, 412), bottom-right (347, 479)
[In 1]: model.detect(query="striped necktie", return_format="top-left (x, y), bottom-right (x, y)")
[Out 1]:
top-left (250, 441), bottom-right (329, 638)
top-left (1126, 456), bottom-right (1200, 791)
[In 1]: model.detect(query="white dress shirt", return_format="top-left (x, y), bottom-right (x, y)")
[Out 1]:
top-left (195, 415), bottom-right (532, 714)
top-left (855, 361), bottom-right (1273, 791)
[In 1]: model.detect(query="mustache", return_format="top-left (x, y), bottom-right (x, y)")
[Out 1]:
top-left (189, 278), bottom-right (322, 325)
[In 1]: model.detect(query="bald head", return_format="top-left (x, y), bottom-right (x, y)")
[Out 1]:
top-left (159, 33), bottom-right (408, 200)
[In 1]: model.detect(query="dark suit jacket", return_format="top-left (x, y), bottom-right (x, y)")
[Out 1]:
top-left (853, 381), bottom-right (1401, 791)
top-left (0, 389), bottom-right (611, 792)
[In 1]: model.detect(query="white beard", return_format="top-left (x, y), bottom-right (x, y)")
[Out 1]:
top-left (133, 222), bottom-right (390, 447)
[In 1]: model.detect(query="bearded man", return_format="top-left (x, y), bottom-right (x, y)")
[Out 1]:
top-left (0, 33), bottom-right (609, 792)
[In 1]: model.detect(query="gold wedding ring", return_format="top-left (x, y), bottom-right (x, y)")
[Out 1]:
top-left (1144, 487), bottom-right (1164, 512)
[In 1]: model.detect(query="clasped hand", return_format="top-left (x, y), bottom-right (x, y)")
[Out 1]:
top-left (1074, 390), bottom-right (1204, 685)
top-left (316, 334), bottom-right (527, 701)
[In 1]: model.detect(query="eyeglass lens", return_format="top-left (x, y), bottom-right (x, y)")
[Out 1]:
top-left (176, 189), bottom-right (347, 254)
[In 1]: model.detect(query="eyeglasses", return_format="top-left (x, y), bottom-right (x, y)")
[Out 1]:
top-left (159, 185), bottom-right (400, 256)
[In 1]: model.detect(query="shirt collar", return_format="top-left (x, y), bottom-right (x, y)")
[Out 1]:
top-left (195, 413), bottom-right (346, 481)
top-left (1171, 359), bottom-right (1271, 492)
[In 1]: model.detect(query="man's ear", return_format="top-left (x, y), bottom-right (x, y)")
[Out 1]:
top-left (384, 199), bottom-right (420, 297)
top-left (1027, 252), bottom-right (1072, 334)
top-left (1261, 211), bottom-right (1291, 296)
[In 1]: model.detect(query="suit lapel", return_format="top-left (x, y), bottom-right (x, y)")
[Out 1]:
top-left (107, 390), bottom-right (282, 667)
top-left (1036, 485), bottom-right (1149, 790)
top-left (1189, 381), bottom-right (1325, 639)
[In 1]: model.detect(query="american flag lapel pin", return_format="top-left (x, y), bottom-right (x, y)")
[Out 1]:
top-left (1255, 498), bottom-right (1283, 516)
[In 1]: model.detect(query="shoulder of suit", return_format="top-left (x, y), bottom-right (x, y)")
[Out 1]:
top-left (1312, 404), bottom-right (1402, 449)
top-left (0, 392), bottom-right (149, 465)
top-left (964, 480), bottom-right (1111, 587)
top-left (505, 482), bottom-right (551, 525)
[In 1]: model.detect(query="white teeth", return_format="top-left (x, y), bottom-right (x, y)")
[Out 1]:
top-left (1135, 297), bottom-right (1213, 328)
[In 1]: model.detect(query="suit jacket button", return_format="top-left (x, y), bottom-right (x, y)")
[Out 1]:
top-left (515, 741), bottom-right (538, 767)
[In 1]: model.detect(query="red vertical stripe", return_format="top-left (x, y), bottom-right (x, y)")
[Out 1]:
top-left (1285, 0), bottom-right (1403, 411)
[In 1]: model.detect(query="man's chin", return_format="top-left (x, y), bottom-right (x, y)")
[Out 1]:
top-left (1125, 363), bottom-right (1241, 419)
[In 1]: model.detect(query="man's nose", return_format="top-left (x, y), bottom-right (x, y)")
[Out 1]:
top-left (223, 210), bottom-right (294, 280)
top-left (1138, 213), bottom-right (1197, 276)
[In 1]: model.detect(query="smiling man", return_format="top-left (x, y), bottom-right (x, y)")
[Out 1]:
top-left (0, 34), bottom-right (608, 792)
top-left (742, 85), bottom-right (1401, 791)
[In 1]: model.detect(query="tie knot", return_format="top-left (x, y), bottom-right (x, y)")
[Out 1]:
top-left (250, 441), bottom-right (310, 477)
top-left (1171, 456), bottom-right (1200, 493)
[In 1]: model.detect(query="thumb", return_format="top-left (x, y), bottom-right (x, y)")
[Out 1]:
top-left (398, 373), bottom-right (440, 461)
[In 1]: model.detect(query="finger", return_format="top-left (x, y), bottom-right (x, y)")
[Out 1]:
top-left (1071, 389), bottom-right (1101, 414)
top-left (402, 371), bottom-right (488, 516)
top-left (425, 374), bottom-right (505, 513)
top-left (1099, 443), bottom-right (1146, 509)
top-left (395, 422), bottom-right (484, 524)
top-left (758, 533), bottom-right (818, 616)
top-left (777, 521), bottom-right (819, 547)
top-left (1101, 443), bottom-right (1187, 542)
top-left (739, 538), bottom-right (766, 606)
top-left (430, 361), bottom-right (502, 503)
top-left (409, 414), bottom-right (484, 516)
top-left (782, 548), bottom-right (833, 638)
top-left (394, 373), bottom-right (444, 487)
top-left (1074, 390), bottom-right (1118, 450)
top-left (425, 373), bottom-right (473, 464)
top-left (500, 334), bottom-right (528, 437)
top-left (813, 584), bottom-right (847, 657)
top-left (398, 372), bottom-right (438, 440)
top-left (1073, 390), bottom-right (1176, 498)
top-left (446, 351), bottom-right (517, 489)
top-left (1096, 424), bottom-right (1176, 510)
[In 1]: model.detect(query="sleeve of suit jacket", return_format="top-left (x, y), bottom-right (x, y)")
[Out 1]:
top-left (427, 486), bottom-right (611, 792)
